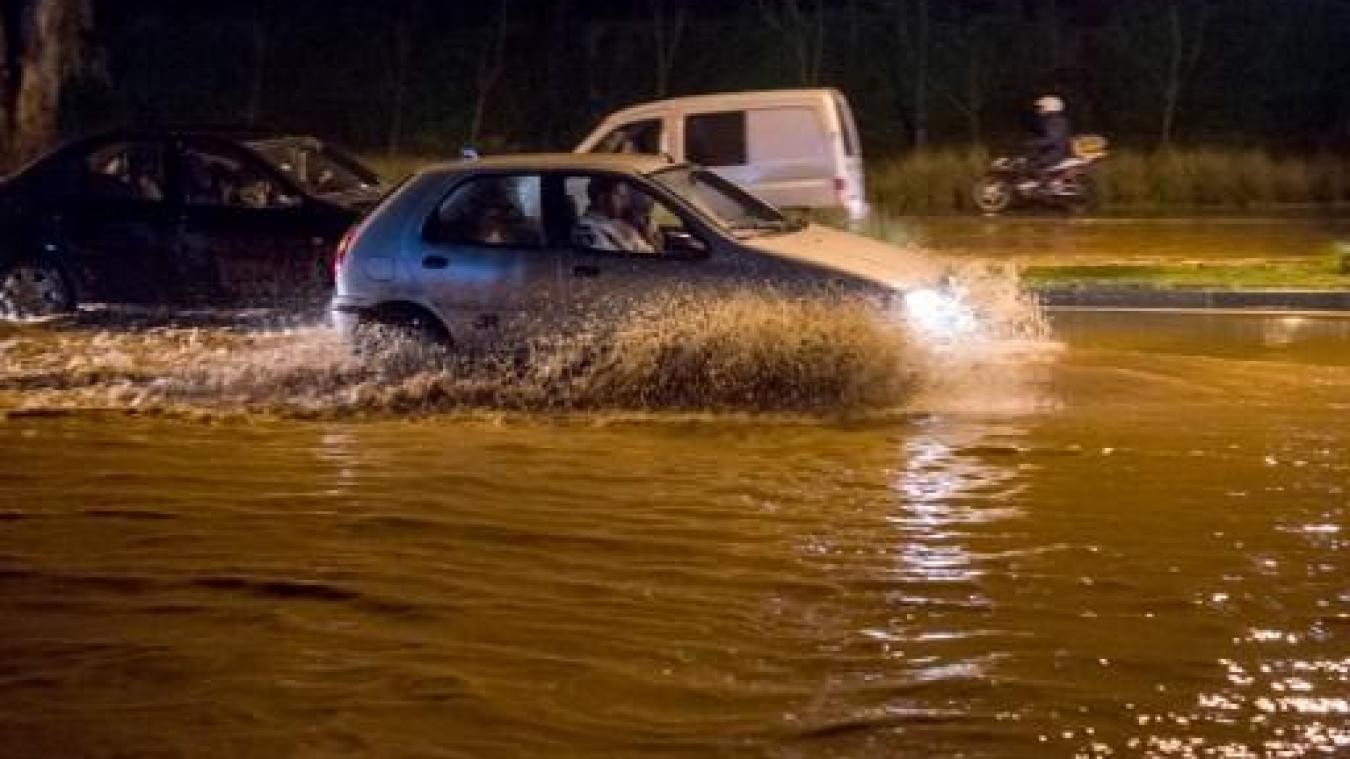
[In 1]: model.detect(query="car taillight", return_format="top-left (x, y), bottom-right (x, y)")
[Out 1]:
top-left (332, 228), bottom-right (356, 279)
top-left (834, 176), bottom-right (848, 202)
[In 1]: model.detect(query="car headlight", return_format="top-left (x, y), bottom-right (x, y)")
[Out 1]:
top-left (902, 286), bottom-right (979, 341)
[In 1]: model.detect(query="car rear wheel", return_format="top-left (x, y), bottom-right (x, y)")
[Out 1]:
top-left (972, 177), bottom-right (1014, 215)
top-left (0, 257), bottom-right (76, 320)
top-left (352, 305), bottom-right (452, 358)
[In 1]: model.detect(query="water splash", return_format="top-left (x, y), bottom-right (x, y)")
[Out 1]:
top-left (0, 275), bottom-right (1053, 420)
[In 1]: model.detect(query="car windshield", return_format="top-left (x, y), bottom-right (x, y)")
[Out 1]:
top-left (648, 166), bottom-right (795, 236)
top-left (246, 139), bottom-right (379, 197)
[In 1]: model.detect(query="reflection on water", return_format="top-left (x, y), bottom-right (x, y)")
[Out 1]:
top-left (0, 311), bottom-right (1347, 756)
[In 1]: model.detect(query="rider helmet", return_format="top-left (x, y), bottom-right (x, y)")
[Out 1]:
top-left (1034, 95), bottom-right (1064, 114)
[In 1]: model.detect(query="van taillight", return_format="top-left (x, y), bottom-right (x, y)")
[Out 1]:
top-left (834, 176), bottom-right (848, 203)
top-left (333, 228), bottom-right (356, 279)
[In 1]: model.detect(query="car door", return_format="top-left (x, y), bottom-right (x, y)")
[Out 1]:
top-left (172, 136), bottom-right (340, 306)
top-left (554, 173), bottom-right (718, 320)
top-left (416, 173), bottom-right (562, 346)
top-left (56, 137), bottom-right (178, 303)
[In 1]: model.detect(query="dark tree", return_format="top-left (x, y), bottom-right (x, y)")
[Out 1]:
top-left (1, 0), bottom-right (92, 166)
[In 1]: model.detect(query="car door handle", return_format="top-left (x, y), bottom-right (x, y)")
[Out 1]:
top-left (422, 255), bottom-right (449, 269)
top-left (573, 265), bottom-right (600, 278)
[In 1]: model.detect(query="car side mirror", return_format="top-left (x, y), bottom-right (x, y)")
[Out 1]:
top-left (662, 229), bottom-right (708, 258)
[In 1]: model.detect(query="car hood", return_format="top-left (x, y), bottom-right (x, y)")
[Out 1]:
top-left (740, 223), bottom-right (942, 291)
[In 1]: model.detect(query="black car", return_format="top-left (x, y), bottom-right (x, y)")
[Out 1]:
top-left (0, 127), bottom-right (385, 318)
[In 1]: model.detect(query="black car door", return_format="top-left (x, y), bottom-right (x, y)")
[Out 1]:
top-left (171, 136), bottom-right (344, 306)
top-left (57, 137), bottom-right (177, 303)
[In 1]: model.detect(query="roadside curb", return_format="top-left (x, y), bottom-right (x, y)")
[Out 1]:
top-left (1033, 286), bottom-right (1350, 311)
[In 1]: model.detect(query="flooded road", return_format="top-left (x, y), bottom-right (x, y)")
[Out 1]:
top-left (0, 310), bottom-right (1347, 757)
top-left (909, 216), bottom-right (1349, 265)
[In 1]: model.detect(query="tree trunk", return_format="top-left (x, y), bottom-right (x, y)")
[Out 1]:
top-left (756, 0), bottom-right (825, 87)
top-left (912, 0), bottom-right (928, 149)
top-left (650, 0), bottom-right (686, 98)
top-left (1159, 2), bottom-right (1182, 147)
top-left (1159, 0), bottom-right (1208, 148)
top-left (246, 10), bottom-right (267, 125)
top-left (387, 16), bottom-right (411, 155)
top-left (469, 0), bottom-right (510, 147)
top-left (6, 0), bottom-right (92, 166)
top-left (0, 12), bottom-right (10, 160)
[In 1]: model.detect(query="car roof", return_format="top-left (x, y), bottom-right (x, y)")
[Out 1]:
top-left (595, 88), bottom-right (841, 122)
top-left (421, 152), bottom-right (679, 178)
top-left (64, 126), bottom-right (314, 146)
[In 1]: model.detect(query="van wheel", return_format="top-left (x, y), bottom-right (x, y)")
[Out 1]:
top-left (972, 177), bottom-right (1013, 215)
top-left (0, 256), bottom-right (76, 320)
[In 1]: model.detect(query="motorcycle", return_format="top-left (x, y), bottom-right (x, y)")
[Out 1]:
top-left (972, 134), bottom-right (1108, 215)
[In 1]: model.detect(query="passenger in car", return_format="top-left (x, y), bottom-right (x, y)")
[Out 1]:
top-left (623, 188), bottom-right (663, 251)
top-left (572, 177), bottom-right (654, 253)
top-left (472, 182), bottom-right (539, 246)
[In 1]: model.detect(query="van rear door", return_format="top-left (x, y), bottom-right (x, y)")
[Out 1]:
top-left (831, 91), bottom-right (869, 219)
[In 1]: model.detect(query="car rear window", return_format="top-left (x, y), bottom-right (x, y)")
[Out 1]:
top-left (684, 111), bottom-right (747, 167)
top-left (424, 174), bottom-right (544, 248)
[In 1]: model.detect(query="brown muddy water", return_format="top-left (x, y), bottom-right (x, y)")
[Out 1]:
top-left (0, 305), bottom-right (1347, 757)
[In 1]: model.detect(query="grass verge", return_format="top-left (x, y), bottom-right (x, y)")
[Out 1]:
top-left (869, 148), bottom-right (1350, 214)
top-left (1025, 252), bottom-right (1350, 290)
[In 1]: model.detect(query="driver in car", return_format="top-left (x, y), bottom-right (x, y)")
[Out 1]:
top-left (573, 177), bottom-right (655, 254)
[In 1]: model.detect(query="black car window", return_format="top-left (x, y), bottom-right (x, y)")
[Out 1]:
top-left (685, 111), bottom-right (747, 167)
top-left (247, 139), bottom-right (377, 196)
top-left (425, 174), bottom-right (544, 248)
top-left (592, 119), bottom-right (663, 155)
top-left (563, 174), bottom-right (700, 257)
top-left (179, 141), bottom-right (301, 210)
top-left (83, 141), bottom-right (166, 202)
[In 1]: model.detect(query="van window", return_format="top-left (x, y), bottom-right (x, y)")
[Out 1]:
top-left (685, 111), bottom-right (747, 167)
top-left (747, 107), bottom-right (829, 165)
top-left (833, 92), bottom-right (859, 157)
top-left (593, 119), bottom-right (663, 154)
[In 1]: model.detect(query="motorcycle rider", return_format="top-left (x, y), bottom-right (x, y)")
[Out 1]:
top-left (1023, 95), bottom-right (1071, 189)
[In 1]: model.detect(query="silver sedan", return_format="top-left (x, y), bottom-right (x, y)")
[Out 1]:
top-left (331, 153), bottom-right (946, 347)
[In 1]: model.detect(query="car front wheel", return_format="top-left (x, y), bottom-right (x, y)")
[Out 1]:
top-left (0, 257), bottom-right (76, 320)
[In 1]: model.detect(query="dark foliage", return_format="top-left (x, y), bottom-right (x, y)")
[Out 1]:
top-left (60, 0), bottom-right (1350, 157)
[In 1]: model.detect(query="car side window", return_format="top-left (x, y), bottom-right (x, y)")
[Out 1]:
top-left (592, 119), bottom-right (663, 155)
top-left (83, 141), bottom-right (166, 202)
top-left (564, 174), bottom-right (702, 258)
top-left (179, 142), bottom-right (300, 210)
top-left (426, 175), bottom-right (544, 248)
top-left (685, 111), bottom-right (747, 167)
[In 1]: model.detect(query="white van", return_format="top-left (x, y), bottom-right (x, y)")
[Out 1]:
top-left (576, 88), bottom-right (869, 221)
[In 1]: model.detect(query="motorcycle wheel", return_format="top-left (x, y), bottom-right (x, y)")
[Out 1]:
top-left (972, 177), bottom-right (1014, 215)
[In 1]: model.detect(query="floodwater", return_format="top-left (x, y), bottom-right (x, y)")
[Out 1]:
top-left (909, 216), bottom-right (1349, 265)
top-left (0, 306), bottom-right (1347, 757)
